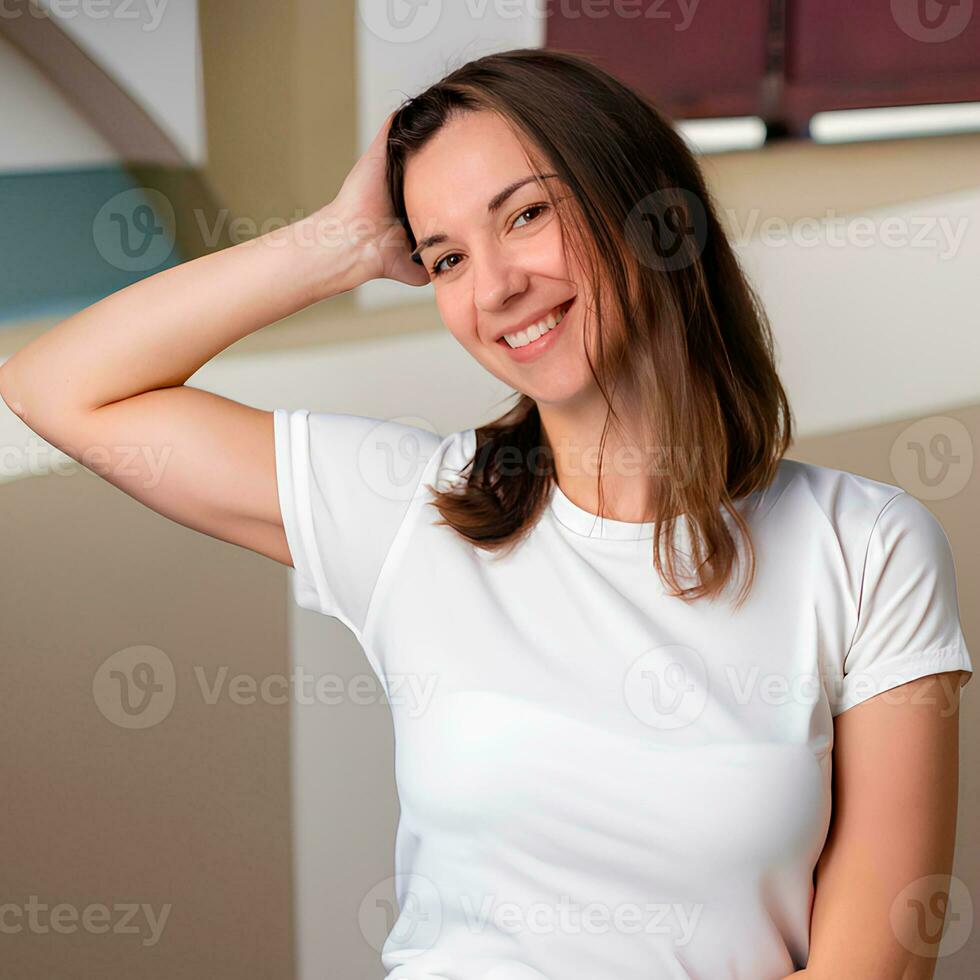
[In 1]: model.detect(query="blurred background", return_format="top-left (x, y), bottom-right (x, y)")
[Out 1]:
top-left (1, 1), bottom-right (978, 977)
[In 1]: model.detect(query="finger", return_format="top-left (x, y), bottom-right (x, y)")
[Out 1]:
top-left (372, 109), bottom-right (397, 150)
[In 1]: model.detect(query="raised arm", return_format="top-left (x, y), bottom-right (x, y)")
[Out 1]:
top-left (0, 211), bottom-right (357, 565)
top-left (0, 111), bottom-right (427, 566)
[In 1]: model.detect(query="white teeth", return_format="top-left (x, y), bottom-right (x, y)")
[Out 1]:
top-left (503, 303), bottom-right (568, 349)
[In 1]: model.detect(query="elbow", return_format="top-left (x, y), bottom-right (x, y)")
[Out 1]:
top-left (0, 360), bottom-right (29, 421)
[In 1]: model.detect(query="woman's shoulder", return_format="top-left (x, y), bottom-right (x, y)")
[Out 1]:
top-left (760, 456), bottom-right (930, 544)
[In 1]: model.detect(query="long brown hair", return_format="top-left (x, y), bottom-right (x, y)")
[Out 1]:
top-left (386, 48), bottom-right (793, 608)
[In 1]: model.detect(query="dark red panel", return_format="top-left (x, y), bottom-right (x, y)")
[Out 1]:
top-left (545, 1), bottom-right (772, 120)
top-left (789, 0), bottom-right (980, 82)
top-left (782, 0), bottom-right (980, 131)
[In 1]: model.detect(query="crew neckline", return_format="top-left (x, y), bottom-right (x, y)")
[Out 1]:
top-left (548, 481), bottom-right (659, 540)
top-left (460, 428), bottom-right (769, 541)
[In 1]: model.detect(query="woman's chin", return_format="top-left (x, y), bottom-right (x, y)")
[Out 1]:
top-left (515, 370), bottom-right (599, 408)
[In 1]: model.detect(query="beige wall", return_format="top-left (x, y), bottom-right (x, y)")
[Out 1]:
top-left (0, 465), bottom-right (294, 977)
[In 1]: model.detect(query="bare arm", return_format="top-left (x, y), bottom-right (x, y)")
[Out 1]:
top-left (0, 213), bottom-right (361, 564)
top-left (801, 672), bottom-right (966, 979)
top-left (0, 111), bottom-right (427, 565)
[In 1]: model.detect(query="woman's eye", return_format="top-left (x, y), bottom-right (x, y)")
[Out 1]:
top-left (512, 203), bottom-right (549, 228)
top-left (430, 254), bottom-right (461, 278)
top-left (429, 204), bottom-right (550, 278)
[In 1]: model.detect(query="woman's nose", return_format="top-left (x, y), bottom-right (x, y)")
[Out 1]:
top-left (472, 250), bottom-right (530, 314)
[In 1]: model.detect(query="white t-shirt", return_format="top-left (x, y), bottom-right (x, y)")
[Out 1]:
top-left (273, 407), bottom-right (974, 980)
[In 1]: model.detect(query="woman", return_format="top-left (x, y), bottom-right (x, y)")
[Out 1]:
top-left (0, 48), bottom-right (972, 980)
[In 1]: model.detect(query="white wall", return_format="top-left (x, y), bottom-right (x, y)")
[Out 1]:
top-left (738, 184), bottom-right (980, 436)
top-left (36, 0), bottom-right (206, 164)
top-left (0, 0), bottom-right (205, 172)
top-left (0, 34), bottom-right (117, 172)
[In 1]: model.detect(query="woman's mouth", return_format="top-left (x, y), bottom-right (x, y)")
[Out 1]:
top-left (496, 298), bottom-right (575, 361)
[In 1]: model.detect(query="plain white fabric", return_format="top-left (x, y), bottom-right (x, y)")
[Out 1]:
top-left (273, 407), bottom-right (973, 980)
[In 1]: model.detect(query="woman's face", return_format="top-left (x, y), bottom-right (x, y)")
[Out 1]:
top-left (403, 110), bottom-right (599, 407)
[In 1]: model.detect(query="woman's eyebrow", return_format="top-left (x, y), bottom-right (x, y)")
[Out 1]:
top-left (410, 172), bottom-right (558, 263)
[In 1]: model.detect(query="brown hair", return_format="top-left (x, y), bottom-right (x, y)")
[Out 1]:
top-left (386, 48), bottom-right (793, 608)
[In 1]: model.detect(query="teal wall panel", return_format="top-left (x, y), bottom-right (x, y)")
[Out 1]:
top-left (0, 166), bottom-right (183, 326)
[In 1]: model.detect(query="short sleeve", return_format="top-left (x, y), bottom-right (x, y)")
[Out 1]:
top-left (273, 408), bottom-right (444, 636)
top-left (831, 491), bottom-right (974, 716)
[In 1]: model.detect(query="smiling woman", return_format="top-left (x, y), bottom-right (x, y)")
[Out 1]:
top-left (0, 45), bottom-right (971, 980)
top-left (383, 52), bottom-right (794, 605)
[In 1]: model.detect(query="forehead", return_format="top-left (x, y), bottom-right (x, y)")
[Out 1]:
top-left (403, 110), bottom-right (537, 227)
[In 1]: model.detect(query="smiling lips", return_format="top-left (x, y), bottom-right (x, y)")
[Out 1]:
top-left (496, 298), bottom-right (575, 356)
